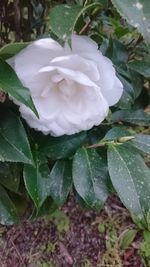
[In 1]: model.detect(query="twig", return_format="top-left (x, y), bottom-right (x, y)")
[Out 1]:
top-left (79, 19), bottom-right (91, 35)
top-left (9, 238), bottom-right (25, 267)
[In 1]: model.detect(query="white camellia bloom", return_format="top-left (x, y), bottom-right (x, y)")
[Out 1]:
top-left (8, 35), bottom-right (123, 136)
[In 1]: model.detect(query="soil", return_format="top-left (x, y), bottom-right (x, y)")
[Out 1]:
top-left (0, 195), bottom-right (144, 267)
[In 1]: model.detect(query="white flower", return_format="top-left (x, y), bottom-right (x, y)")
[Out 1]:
top-left (8, 35), bottom-right (123, 136)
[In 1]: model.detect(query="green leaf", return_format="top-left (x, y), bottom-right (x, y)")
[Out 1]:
top-left (23, 163), bottom-right (51, 209)
top-left (129, 69), bottom-right (143, 100)
top-left (0, 109), bottom-right (34, 164)
top-left (49, 160), bottom-right (72, 206)
top-left (76, 193), bottom-right (92, 210)
top-left (108, 145), bottom-right (150, 219)
top-left (117, 74), bottom-right (134, 109)
top-left (119, 229), bottom-right (137, 250)
top-left (117, 69), bottom-right (143, 109)
top-left (130, 134), bottom-right (150, 154)
top-left (128, 61), bottom-right (150, 78)
top-left (104, 126), bottom-right (131, 141)
top-left (33, 197), bottom-right (57, 218)
top-left (111, 0), bottom-right (150, 48)
top-left (49, 5), bottom-right (82, 39)
top-left (105, 39), bottom-right (128, 66)
top-left (0, 185), bottom-right (19, 225)
top-left (112, 109), bottom-right (150, 126)
top-left (0, 59), bottom-right (38, 117)
top-left (11, 194), bottom-right (28, 217)
top-left (103, 39), bottom-right (142, 109)
top-left (0, 42), bottom-right (28, 60)
top-left (0, 162), bottom-right (20, 192)
top-left (73, 148), bottom-right (108, 210)
top-left (49, 3), bottom-right (100, 40)
top-left (40, 131), bottom-right (87, 160)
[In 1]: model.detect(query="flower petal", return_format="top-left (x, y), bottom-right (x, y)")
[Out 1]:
top-left (71, 34), bottom-right (98, 53)
top-left (39, 66), bottom-right (98, 88)
top-left (8, 38), bottom-right (63, 87)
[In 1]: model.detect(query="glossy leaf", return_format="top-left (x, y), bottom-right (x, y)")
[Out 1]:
top-left (129, 69), bottom-right (143, 99)
top-left (108, 145), bottom-right (150, 219)
top-left (0, 162), bottom-right (20, 192)
top-left (111, 0), bottom-right (150, 47)
top-left (128, 61), bottom-right (150, 78)
top-left (105, 39), bottom-right (128, 66)
top-left (49, 5), bottom-right (82, 39)
top-left (49, 3), bottom-right (100, 40)
top-left (0, 59), bottom-right (38, 117)
top-left (0, 109), bottom-right (34, 164)
top-left (117, 74), bottom-right (134, 109)
top-left (0, 42), bottom-right (28, 60)
top-left (40, 131), bottom-right (87, 160)
top-left (33, 197), bottom-right (58, 218)
top-left (0, 185), bottom-right (19, 225)
top-left (112, 109), bottom-right (150, 126)
top-left (104, 126), bottom-right (131, 141)
top-left (73, 148), bottom-right (108, 210)
top-left (23, 163), bottom-right (51, 209)
top-left (49, 160), bottom-right (72, 205)
top-left (130, 134), bottom-right (150, 154)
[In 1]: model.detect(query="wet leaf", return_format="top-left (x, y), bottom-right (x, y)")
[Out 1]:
top-left (0, 185), bottom-right (19, 225)
top-left (23, 163), bottom-right (51, 209)
top-left (108, 145), bottom-right (150, 219)
top-left (0, 59), bottom-right (38, 117)
top-left (73, 148), bottom-right (108, 210)
top-left (111, 0), bottom-right (150, 48)
top-left (112, 109), bottom-right (150, 126)
top-left (0, 108), bottom-right (34, 164)
top-left (40, 131), bottom-right (87, 160)
top-left (49, 160), bottom-right (72, 205)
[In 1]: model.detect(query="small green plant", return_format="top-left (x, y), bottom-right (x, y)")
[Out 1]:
top-left (81, 259), bottom-right (93, 267)
top-left (51, 210), bottom-right (70, 233)
top-left (140, 231), bottom-right (150, 267)
top-left (98, 247), bottom-right (123, 267)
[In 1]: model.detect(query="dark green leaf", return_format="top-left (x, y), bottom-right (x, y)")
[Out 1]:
top-left (129, 69), bottom-right (143, 99)
top-left (130, 134), bottom-right (150, 154)
top-left (112, 109), bottom-right (150, 126)
top-left (108, 145), bottom-right (150, 219)
top-left (49, 3), bottom-right (100, 40)
top-left (105, 39), bottom-right (128, 66)
top-left (10, 194), bottom-right (28, 217)
top-left (0, 43), bottom-right (29, 60)
top-left (117, 74), bottom-right (134, 109)
top-left (49, 5), bottom-right (82, 39)
top-left (73, 148), bottom-right (108, 210)
top-left (0, 109), bottom-right (34, 164)
top-left (104, 126), bottom-right (131, 141)
top-left (76, 193), bottom-right (92, 210)
top-left (111, 0), bottom-right (150, 48)
top-left (128, 61), bottom-right (150, 78)
top-left (49, 160), bottom-right (72, 205)
top-left (0, 59), bottom-right (38, 117)
top-left (40, 131), bottom-right (87, 160)
top-left (33, 197), bottom-right (58, 218)
top-left (0, 162), bottom-right (20, 192)
top-left (0, 185), bottom-right (19, 225)
top-left (23, 163), bottom-right (51, 209)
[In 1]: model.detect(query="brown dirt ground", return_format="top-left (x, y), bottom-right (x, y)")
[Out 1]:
top-left (0, 195), bottom-right (144, 267)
